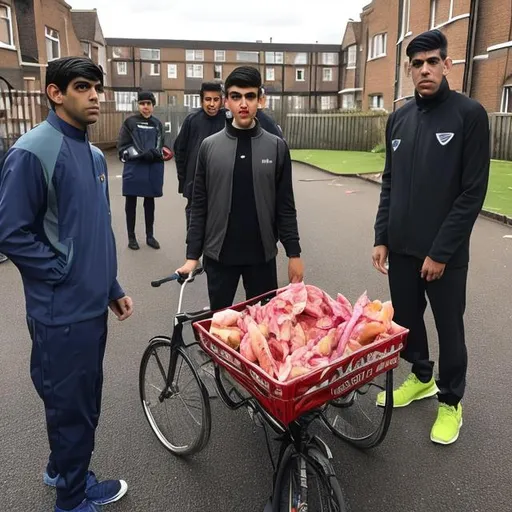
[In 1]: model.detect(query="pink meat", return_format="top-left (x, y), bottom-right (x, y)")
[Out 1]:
top-left (240, 332), bottom-right (257, 362)
top-left (278, 356), bottom-right (293, 382)
top-left (248, 322), bottom-right (278, 378)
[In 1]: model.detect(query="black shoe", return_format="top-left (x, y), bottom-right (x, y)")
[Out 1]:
top-left (146, 236), bottom-right (160, 250)
top-left (128, 237), bottom-right (140, 250)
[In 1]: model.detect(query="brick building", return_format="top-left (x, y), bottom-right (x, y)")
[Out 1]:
top-left (0, 1), bottom-right (107, 92)
top-left (105, 38), bottom-right (343, 112)
top-left (340, 0), bottom-right (512, 113)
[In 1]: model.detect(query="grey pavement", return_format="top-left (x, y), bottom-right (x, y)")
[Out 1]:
top-left (1, 153), bottom-right (511, 511)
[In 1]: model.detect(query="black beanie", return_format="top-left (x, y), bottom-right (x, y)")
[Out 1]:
top-left (406, 29), bottom-right (448, 58)
top-left (138, 91), bottom-right (156, 105)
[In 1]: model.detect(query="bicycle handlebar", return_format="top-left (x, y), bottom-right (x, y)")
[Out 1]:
top-left (150, 267), bottom-right (204, 288)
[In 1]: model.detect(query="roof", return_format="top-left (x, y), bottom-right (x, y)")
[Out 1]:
top-left (71, 10), bottom-right (102, 43)
top-left (105, 38), bottom-right (341, 52)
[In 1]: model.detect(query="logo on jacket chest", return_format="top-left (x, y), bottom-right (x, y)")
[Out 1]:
top-left (392, 139), bottom-right (401, 152)
top-left (262, 158), bottom-right (273, 164)
top-left (436, 132), bottom-right (455, 146)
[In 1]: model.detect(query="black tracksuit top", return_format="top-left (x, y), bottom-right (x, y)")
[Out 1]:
top-left (374, 78), bottom-right (490, 267)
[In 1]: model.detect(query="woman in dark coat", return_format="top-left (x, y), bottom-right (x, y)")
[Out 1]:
top-left (117, 91), bottom-right (165, 250)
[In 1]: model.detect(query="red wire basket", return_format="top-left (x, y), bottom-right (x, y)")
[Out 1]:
top-left (192, 291), bottom-right (409, 427)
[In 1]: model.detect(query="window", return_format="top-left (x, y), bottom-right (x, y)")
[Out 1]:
top-left (186, 64), bottom-right (203, 78)
top-left (322, 52), bottom-right (338, 65)
top-left (294, 53), bottom-right (308, 65)
top-left (45, 27), bottom-right (60, 61)
top-left (117, 62), bottom-right (127, 75)
top-left (288, 96), bottom-right (305, 110)
top-left (140, 48), bottom-right (160, 61)
top-left (112, 47), bottom-right (122, 58)
top-left (368, 33), bottom-right (387, 60)
top-left (167, 94), bottom-right (177, 106)
top-left (296, 69), bottom-right (305, 81)
top-left (186, 49), bottom-right (204, 61)
top-left (266, 95), bottom-right (281, 109)
top-left (342, 93), bottom-right (355, 110)
top-left (265, 52), bottom-right (284, 64)
top-left (266, 67), bottom-right (275, 81)
top-left (321, 96), bottom-right (336, 110)
top-left (214, 65), bottom-right (222, 80)
top-left (167, 64), bottom-right (177, 79)
top-left (399, 0), bottom-right (411, 38)
top-left (0, 4), bottom-right (13, 48)
top-left (214, 50), bottom-right (226, 62)
top-left (500, 87), bottom-right (512, 113)
top-left (81, 41), bottom-right (91, 58)
top-left (237, 51), bottom-right (259, 62)
top-left (184, 94), bottom-right (201, 108)
top-left (431, 0), bottom-right (454, 28)
top-left (114, 91), bottom-right (137, 111)
top-left (323, 68), bottom-right (333, 82)
top-left (346, 45), bottom-right (357, 68)
top-left (150, 63), bottom-right (160, 76)
top-left (370, 94), bottom-right (384, 110)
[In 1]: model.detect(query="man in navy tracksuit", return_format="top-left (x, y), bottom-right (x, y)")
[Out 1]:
top-left (0, 57), bottom-right (133, 511)
top-left (372, 30), bottom-right (490, 445)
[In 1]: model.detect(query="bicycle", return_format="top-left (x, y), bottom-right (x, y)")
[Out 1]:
top-left (139, 270), bottom-right (408, 511)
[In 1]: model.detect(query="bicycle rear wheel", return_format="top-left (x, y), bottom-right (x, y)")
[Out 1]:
top-left (321, 369), bottom-right (394, 449)
top-left (139, 336), bottom-right (211, 455)
top-left (273, 445), bottom-right (347, 512)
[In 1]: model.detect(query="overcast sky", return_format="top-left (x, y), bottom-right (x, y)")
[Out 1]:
top-left (67, 0), bottom-right (369, 44)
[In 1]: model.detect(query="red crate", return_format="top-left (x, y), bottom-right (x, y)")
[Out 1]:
top-left (192, 292), bottom-right (409, 427)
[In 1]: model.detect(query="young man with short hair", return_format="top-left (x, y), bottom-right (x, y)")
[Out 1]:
top-left (0, 56), bottom-right (132, 511)
top-left (117, 91), bottom-right (165, 250)
top-left (174, 82), bottom-right (225, 229)
top-left (372, 30), bottom-right (490, 445)
top-left (178, 66), bottom-right (304, 310)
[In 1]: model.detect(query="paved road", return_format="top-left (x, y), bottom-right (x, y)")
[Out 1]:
top-left (1, 153), bottom-right (511, 512)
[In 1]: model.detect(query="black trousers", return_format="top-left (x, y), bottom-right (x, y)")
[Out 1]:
top-left (125, 195), bottom-right (155, 238)
top-left (204, 257), bottom-right (278, 311)
top-left (28, 313), bottom-right (108, 510)
top-left (388, 252), bottom-right (468, 406)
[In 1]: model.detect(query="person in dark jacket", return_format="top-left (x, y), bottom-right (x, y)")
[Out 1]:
top-left (174, 82), bottom-right (225, 229)
top-left (0, 57), bottom-right (133, 512)
top-left (372, 30), bottom-right (490, 445)
top-left (117, 91), bottom-right (165, 250)
top-left (177, 66), bottom-right (304, 310)
top-left (256, 88), bottom-right (284, 138)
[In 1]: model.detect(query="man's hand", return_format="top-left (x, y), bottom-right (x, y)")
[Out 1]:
top-left (372, 245), bottom-right (389, 275)
top-left (288, 257), bottom-right (304, 283)
top-left (176, 259), bottom-right (199, 277)
top-left (421, 256), bottom-right (446, 282)
top-left (109, 295), bottom-right (134, 321)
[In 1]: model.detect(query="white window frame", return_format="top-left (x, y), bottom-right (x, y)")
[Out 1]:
top-left (431, 0), bottom-right (461, 29)
top-left (346, 45), bottom-right (357, 68)
top-left (266, 67), bottom-right (275, 81)
top-left (323, 68), bottom-right (333, 82)
top-left (186, 64), bottom-right (203, 78)
top-left (265, 51), bottom-right (284, 64)
top-left (289, 96), bottom-right (305, 110)
top-left (140, 48), bottom-right (160, 61)
top-left (236, 51), bottom-right (259, 62)
top-left (342, 93), bottom-right (355, 110)
top-left (0, 4), bottom-right (14, 49)
top-left (296, 68), bottom-right (305, 81)
top-left (114, 91), bottom-right (137, 111)
top-left (150, 63), bottom-right (160, 76)
top-left (370, 94), bottom-right (384, 110)
top-left (500, 86), bottom-right (512, 113)
top-left (398, 0), bottom-right (411, 42)
top-left (167, 64), bottom-right (177, 79)
top-left (266, 95), bottom-right (281, 109)
top-left (322, 52), bottom-right (337, 65)
top-left (186, 49), bottom-right (204, 61)
top-left (214, 64), bottom-right (222, 80)
top-left (184, 94), bottom-right (201, 108)
top-left (214, 50), bottom-right (225, 62)
top-left (45, 26), bottom-right (60, 61)
top-left (294, 53), bottom-right (308, 65)
top-left (117, 62), bottom-right (127, 75)
top-left (368, 33), bottom-right (387, 60)
top-left (321, 96), bottom-right (335, 110)
top-left (81, 41), bottom-right (91, 58)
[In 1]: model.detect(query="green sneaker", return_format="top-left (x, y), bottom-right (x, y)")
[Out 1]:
top-left (376, 373), bottom-right (438, 407)
top-left (430, 403), bottom-right (463, 445)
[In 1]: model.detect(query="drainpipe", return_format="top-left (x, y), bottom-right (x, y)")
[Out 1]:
top-left (463, 0), bottom-right (479, 96)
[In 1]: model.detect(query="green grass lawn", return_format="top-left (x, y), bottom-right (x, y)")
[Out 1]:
top-left (291, 149), bottom-right (512, 217)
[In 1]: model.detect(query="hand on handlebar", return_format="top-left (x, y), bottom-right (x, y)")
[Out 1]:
top-left (176, 259), bottom-right (199, 277)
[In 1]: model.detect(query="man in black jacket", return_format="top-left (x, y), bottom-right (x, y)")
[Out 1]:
top-left (372, 30), bottom-right (490, 445)
top-left (177, 66), bottom-right (304, 310)
top-left (174, 82), bottom-right (225, 229)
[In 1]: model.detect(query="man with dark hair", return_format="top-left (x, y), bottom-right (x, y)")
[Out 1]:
top-left (177, 66), bottom-right (304, 310)
top-left (117, 90), bottom-right (165, 250)
top-left (174, 81), bottom-right (225, 229)
top-left (257, 87), bottom-right (284, 138)
top-left (372, 30), bottom-right (490, 445)
top-left (0, 56), bottom-right (132, 511)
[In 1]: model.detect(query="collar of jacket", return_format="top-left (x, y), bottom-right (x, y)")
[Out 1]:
top-left (225, 117), bottom-right (262, 139)
top-left (414, 76), bottom-right (451, 112)
top-left (47, 109), bottom-right (87, 141)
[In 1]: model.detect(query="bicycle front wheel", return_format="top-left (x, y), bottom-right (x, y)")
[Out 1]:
top-left (139, 337), bottom-right (211, 455)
